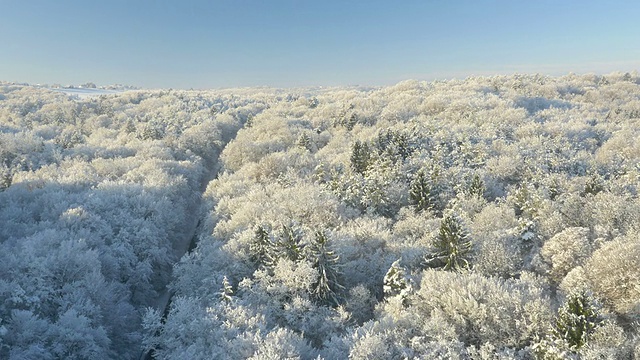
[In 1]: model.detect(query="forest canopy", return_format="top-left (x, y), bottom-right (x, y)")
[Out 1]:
top-left (1, 72), bottom-right (640, 359)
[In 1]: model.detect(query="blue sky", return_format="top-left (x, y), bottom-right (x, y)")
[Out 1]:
top-left (1, 1), bottom-right (639, 89)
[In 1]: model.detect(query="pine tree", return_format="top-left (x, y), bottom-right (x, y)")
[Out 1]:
top-left (307, 231), bottom-right (343, 305)
top-left (350, 140), bottom-right (371, 174)
top-left (427, 213), bottom-right (472, 271)
top-left (409, 170), bottom-right (434, 213)
top-left (552, 291), bottom-right (601, 349)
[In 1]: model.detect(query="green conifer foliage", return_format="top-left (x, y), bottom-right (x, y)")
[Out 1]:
top-left (409, 170), bottom-right (434, 213)
top-left (275, 224), bottom-right (303, 262)
top-left (582, 174), bottom-right (604, 196)
top-left (296, 133), bottom-right (312, 151)
top-left (512, 183), bottom-right (540, 219)
top-left (430, 214), bottom-right (472, 271)
top-left (346, 113), bottom-right (358, 131)
top-left (250, 225), bottom-right (274, 267)
top-left (468, 173), bottom-right (485, 197)
top-left (307, 231), bottom-right (343, 305)
top-left (383, 259), bottom-right (412, 299)
top-left (553, 291), bottom-right (601, 350)
top-left (375, 129), bottom-right (413, 162)
top-left (350, 140), bottom-right (371, 174)
top-left (0, 163), bottom-right (11, 191)
top-left (376, 130), bottom-right (394, 155)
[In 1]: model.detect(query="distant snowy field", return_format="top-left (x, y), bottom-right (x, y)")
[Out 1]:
top-left (49, 87), bottom-right (124, 98)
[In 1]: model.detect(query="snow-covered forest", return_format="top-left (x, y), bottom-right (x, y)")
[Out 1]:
top-left (1, 73), bottom-right (640, 359)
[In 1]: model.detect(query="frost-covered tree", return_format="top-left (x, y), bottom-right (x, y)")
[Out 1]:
top-left (426, 213), bottom-right (472, 271)
top-left (274, 224), bottom-right (304, 262)
top-left (585, 232), bottom-right (640, 317)
top-left (552, 291), bottom-right (601, 350)
top-left (6, 74), bottom-right (640, 357)
top-left (383, 259), bottom-right (412, 301)
top-left (306, 230), bottom-right (343, 305)
top-left (409, 169), bottom-right (434, 213)
top-left (582, 173), bottom-right (605, 196)
top-left (220, 276), bottom-right (234, 303)
top-left (467, 173), bottom-right (485, 198)
top-left (540, 227), bottom-right (592, 284)
top-left (249, 224), bottom-right (273, 267)
top-left (296, 132), bottom-right (313, 151)
top-left (350, 140), bottom-right (371, 174)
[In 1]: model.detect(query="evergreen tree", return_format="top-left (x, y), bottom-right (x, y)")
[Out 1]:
top-left (350, 140), bottom-right (371, 174)
top-left (346, 113), bottom-right (358, 130)
top-left (512, 183), bottom-right (540, 219)
top-left (375, 129), bottom-right (413, 162)
top-left (375, 129), bottom-right (394, 155)
top-left (426, 213), bottom-right (472, 271)
top-left (393, 132), bottom-right (412, 161)
top-left (468, 173), bottom-right (485, 198)
top-left (220, 276), bottom-right (233, 303)
top-left (307, 230), bottom-right (343, 305)
top-left (296, 133), bottom-right (312, 151)
top-left (582, 174), bottom-right (604, 196)
top-left (552, 291), bottom-right (601, 349)
top-left (275, 224), bottom-right (303, 262)
top-left (383, 259), bottom-right (412, 300)
top-left (409, 170), bottom-right (434, 213)
top-left (249, 225), bottom-right (274, 267)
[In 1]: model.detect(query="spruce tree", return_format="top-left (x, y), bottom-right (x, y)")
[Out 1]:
top-left (375, 129), bottom-right (413, 162)
top-left (296, 133), bottom-right (312, 151)
top-left (307, 230), bottom-right (343, 305)
top-left (383, 259), bottom-right (412, 299)
top-left (468, 173), bottom-right (485, 197)
top-left (393, 132), bottom-right (411, 161)
top-left (552, 291), bottom-right (601, 349)
top-left (428, 213), bottom-right (472, 271)
top-left (409, 170), bottom-right (434, 213)
top-left (250, 225), bottom-right (274, 267)
top-left (376, 130), bottom-right (394, 155)
top-left (0, 163), bottom-right (11, 191)
top-left (346, 113), bottom-right (358, 130)
top-left (275, 224), bottom-right (303, 262)
top-left (350, 140), bottom-right (371, 174)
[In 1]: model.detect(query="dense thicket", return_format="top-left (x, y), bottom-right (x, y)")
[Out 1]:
top-left (2, 72), bottom-right (640, 359)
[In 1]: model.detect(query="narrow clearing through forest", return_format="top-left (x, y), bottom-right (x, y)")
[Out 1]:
top-left (140, 155), bottom-right (224, 360)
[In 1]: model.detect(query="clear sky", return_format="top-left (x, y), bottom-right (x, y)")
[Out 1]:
top-left (1, 0), bottom-right (639, 89)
